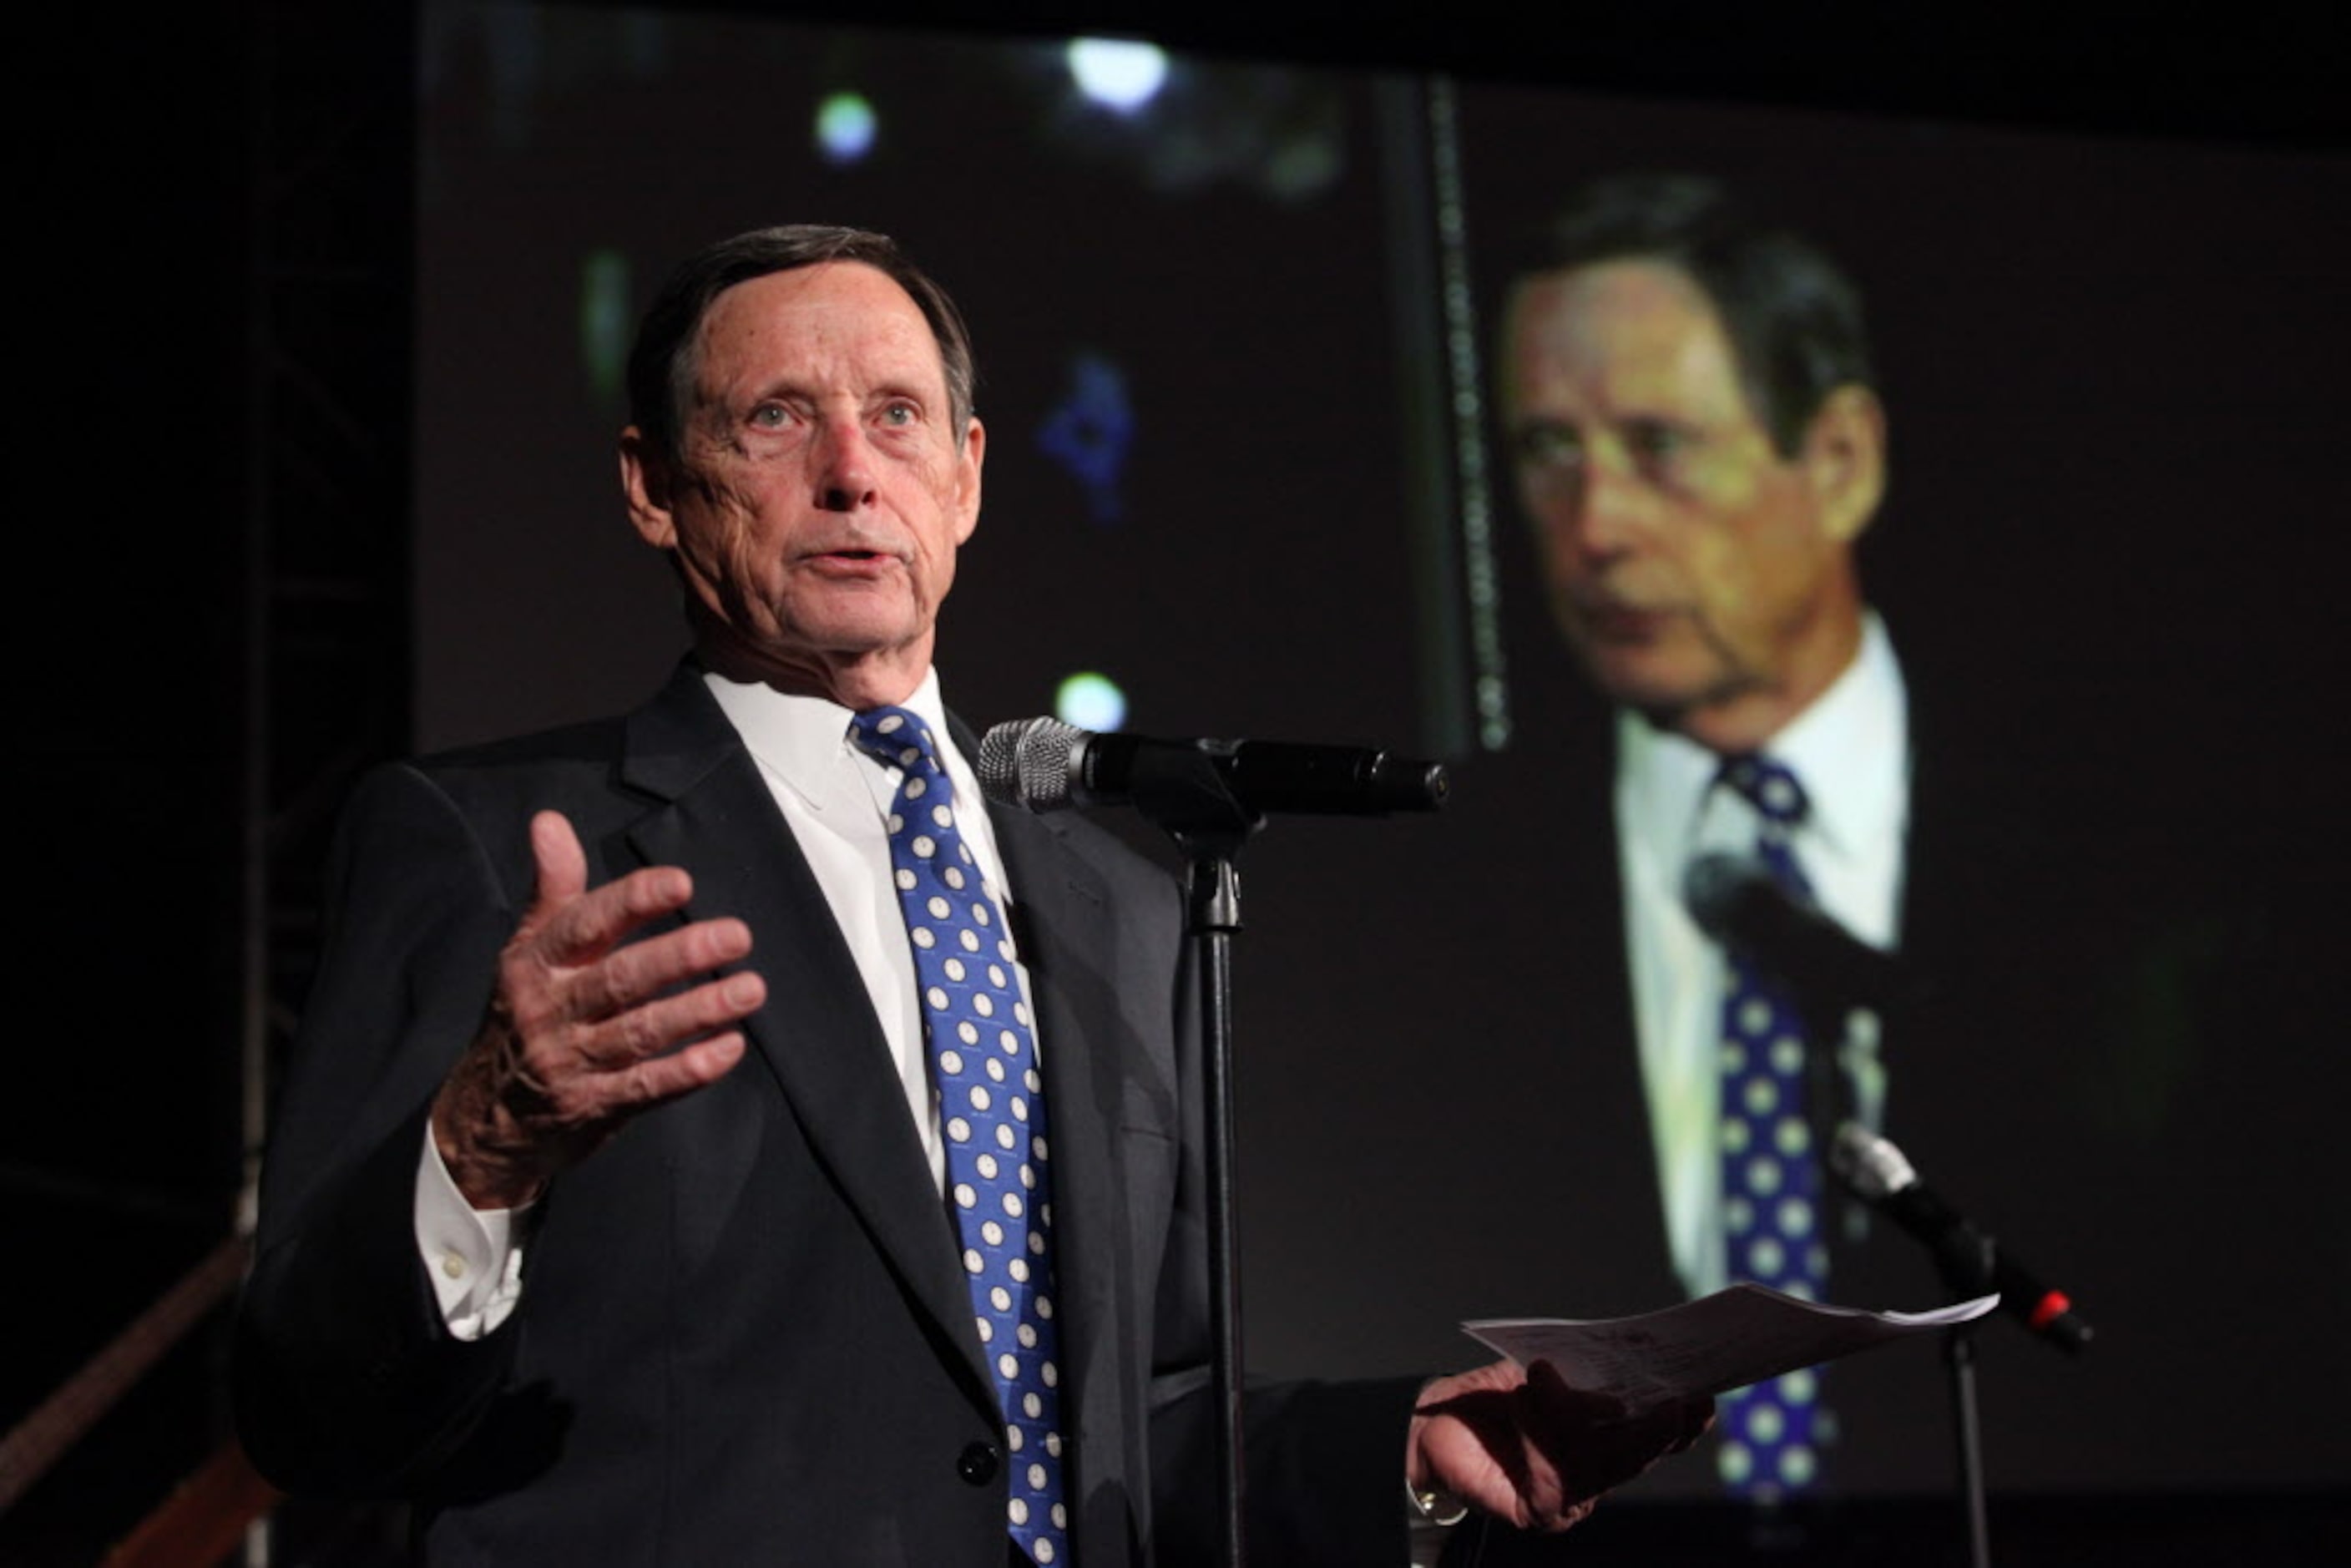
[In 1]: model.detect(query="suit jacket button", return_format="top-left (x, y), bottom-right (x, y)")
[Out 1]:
top-left (957, 1441), bottom-right (1001, 1485)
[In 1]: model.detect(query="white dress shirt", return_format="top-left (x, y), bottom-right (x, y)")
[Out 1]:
top-left (1614, 614), bottom-right (1910, 1298)
top-left (419, 666), bottom-right (1032, 1337)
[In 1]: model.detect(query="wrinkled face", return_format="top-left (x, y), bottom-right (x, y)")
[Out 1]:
top-left (1503, 260), bottom-right (1865, 741)
top-left (624, 260), bottom-right (983, 705)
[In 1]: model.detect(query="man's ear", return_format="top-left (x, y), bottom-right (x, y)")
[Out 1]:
top-left (951, 416), bottom-right (985, 547)
top-left (1802, 385), bottom-right (1887, 544)
top-left (619, 426), bottom-right (677, 550)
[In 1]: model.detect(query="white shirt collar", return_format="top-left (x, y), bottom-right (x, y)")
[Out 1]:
top-left (699, 663), bottom-right (1011, 901)
top-left (702, 665), bottom-right (958, 813)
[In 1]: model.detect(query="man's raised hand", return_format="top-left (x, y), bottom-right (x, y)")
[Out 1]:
top-left (431, 811), bottom-right (766, 1210)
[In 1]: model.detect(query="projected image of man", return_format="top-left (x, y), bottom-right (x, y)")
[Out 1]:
top-left (1500, 175), bottom-right (1896, 1500)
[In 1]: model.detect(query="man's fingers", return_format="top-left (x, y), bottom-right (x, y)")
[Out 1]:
top-left (1521, 1360), bottom-right (1628, 1424)
top-left (1407, 1359), bottom-right (1715, 1538)
top-left (525, 860), bottom-right (696, 969)
top-left (568, 917), bottom-right (755, 1022)
top-left (535, 1028), bottom-right (753, 1126)
top-left (525, 811), bottom-right (590, 915)
top-left (604, 1031), bottom-right (750, 1113)
top-left (573, 969), bottom-right (768, 1072)
top-left (1671, 1393), bottom-right (1716, 1451)
top-left (1519, 1360), bottom-right (1713, 1495)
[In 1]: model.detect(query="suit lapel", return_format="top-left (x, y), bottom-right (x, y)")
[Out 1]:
top-left (984, 802), bottom-right (1126, 1426)
top-left (619, 669), bottom-right (998, 1415)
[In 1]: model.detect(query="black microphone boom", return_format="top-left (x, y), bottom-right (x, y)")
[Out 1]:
top-left (1833, 1125), bottom-right (2092, 1356)
top-left (978, 716), bottom-right (1448, 817)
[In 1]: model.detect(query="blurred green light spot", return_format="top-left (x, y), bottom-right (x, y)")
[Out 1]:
top-left (581, 249), bottom-right (631, 401)
top-left (1055, 672), bottom-right (1127, 732)
top-left (817, 94), bottom-right (877, 163)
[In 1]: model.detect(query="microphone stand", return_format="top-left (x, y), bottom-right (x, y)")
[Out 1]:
top-left (1946, 1324), bottom-right (1992, 1568)
top-left (1925, 1207), bottom-right (2000, 1568)
top-left (1125, 751), bottom-right (1264, 1568)
top-left (1770, 949), bottom-right (1993, 1567)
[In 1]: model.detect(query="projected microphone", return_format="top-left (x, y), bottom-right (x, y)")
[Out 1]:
top-left (1833, 1124), bottom-right (2092, 1356)
top-left (978, 716), bottom-right (1448, 817)
top-left (1683, 852), bottom-right (1931, 1017)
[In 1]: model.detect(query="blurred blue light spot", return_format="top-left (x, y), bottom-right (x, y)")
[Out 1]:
top-left (817, 94), bottom-right (877, 164)
top-left (1036, 352), bottom-right (1133, 525)
top-left (1056, 673), bottom-right (1128, 733)
top-left (1066, 38), bottom-right (1168, 113)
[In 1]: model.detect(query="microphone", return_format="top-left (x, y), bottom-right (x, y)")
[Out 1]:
top-left (1833, 1124), bottom-right (2092, 1356)
top-left (1682, 852), bottom-right (1931, 1018)
top-left (978, 716), bottom-right (1448, 817)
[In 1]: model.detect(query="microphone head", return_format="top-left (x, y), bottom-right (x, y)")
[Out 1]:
top-left (1682, 851), bottom-right (1767, 939)
top-left (978, 716), bottom-right (1084, 812)
top-left (1832, 1122), bottom-right (1919, 1201)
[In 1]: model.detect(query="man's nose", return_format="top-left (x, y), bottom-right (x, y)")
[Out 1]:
top-left (812, 412), bottom-right (879, 513)
top-left (1560, 450), bottom-right (1650, 562)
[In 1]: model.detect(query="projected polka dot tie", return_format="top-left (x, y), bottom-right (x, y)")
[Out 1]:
top-left (1714, 754), bottom-right (1828, 1501)
top-left (851, 708), bottom-right (1069, 1567)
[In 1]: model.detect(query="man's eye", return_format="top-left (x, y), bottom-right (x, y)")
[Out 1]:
top-left (751, 405), bottom-right (791, 429)
top-left (1516, 425), bottom-right (1582, 467)
top-left (1625, 422), bottom-right (1690, 463)
top-left (880, 402), bottom-right (918, 427)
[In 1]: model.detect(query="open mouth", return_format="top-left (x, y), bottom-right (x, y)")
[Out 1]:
top-left (1580, 601), bottom-right (1673, 640)
top-left (808, 546), bottom-right (898, 568)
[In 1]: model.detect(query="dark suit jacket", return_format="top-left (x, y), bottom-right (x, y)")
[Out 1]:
top-left (235, 664), bottom-right (1416, 1565)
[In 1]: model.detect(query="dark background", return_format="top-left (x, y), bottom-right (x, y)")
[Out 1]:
top-left (9, 1), bottom-right (2345, 1562)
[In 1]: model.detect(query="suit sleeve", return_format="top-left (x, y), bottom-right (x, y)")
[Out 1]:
top-left (235, 762), bottom-right (528, 1496)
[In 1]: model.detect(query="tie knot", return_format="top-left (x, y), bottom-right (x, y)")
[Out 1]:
top-left (1719, 754), bottom-right (1809, 827)
top-left (850, 706), bottom-right (944, 778)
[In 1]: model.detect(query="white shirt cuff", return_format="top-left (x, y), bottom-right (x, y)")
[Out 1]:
top-left (415, 1125), bottom-right (528, 1341)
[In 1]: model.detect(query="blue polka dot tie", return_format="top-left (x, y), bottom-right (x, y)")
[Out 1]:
top-left (1714, 754), bottom-right (1828, 1500)
top-left (850, 708), bottom-right (1070, 1566)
